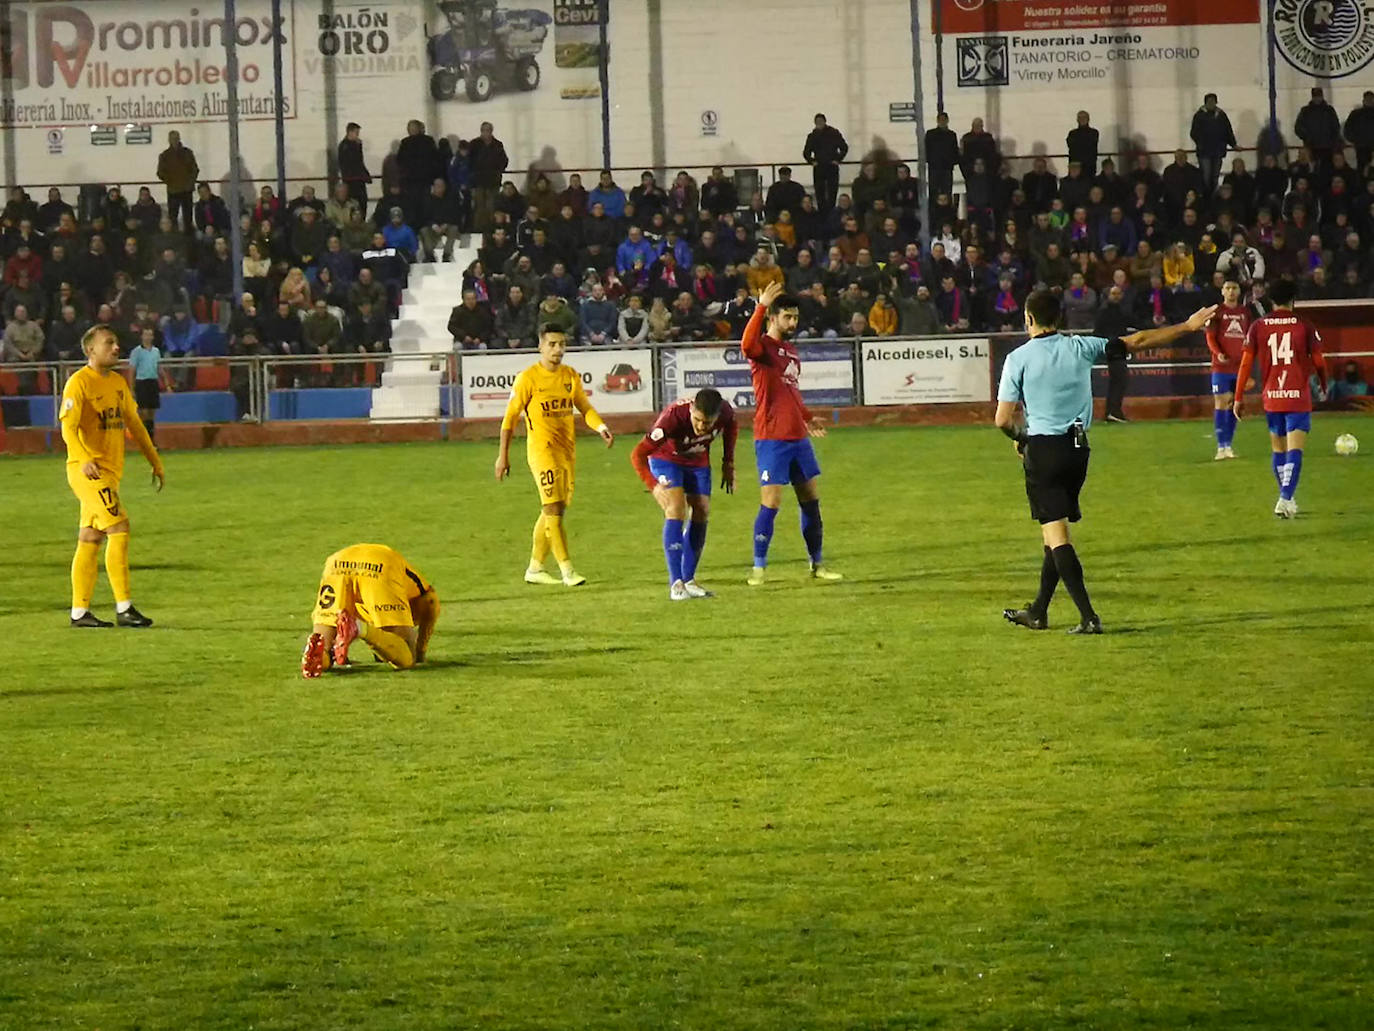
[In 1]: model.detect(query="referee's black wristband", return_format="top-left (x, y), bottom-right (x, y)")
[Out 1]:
top-left (1001, 424), bottom-right (1028, 445)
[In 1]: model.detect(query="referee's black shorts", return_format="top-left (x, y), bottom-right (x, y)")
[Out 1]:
top-left (134, 378), bottom-right (161, 410)
top-left (1023, 432), bottom-right (1089, 524)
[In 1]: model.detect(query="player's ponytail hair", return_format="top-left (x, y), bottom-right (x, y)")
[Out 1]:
top-left (693, 388), bottom-right (724, 418)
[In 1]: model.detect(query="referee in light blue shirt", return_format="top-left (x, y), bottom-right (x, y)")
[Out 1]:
top-left (994, 289), bottom-right (1216, 634)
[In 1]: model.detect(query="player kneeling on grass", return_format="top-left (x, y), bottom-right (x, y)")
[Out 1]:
top-left (630, 387), bottom-right (738, 600)
top-left (494, 328), bottom-right (614, 586)
top-left (301, 544), bottom-right (440, 679)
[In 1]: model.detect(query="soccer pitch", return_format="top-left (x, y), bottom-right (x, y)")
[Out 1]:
top-left (3, 419), bottom-right (1372, 1029)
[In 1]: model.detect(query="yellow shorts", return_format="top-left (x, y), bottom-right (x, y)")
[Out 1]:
top-left (310, 544), bottom-right (433, 629)
top-left (67, 465), bottom-right (126, 531)
top-left (529, 459), bottom-right (575, 506)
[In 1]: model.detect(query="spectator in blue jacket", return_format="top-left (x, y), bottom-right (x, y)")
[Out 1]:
top-left (656, 228), bottom-right (693, 270)
top-left (616, 225), bottom-right (655, 275)
top-left (588, 171), bottom-right (627, 220)
top-left (381, 206), bottom-right (418, 261)
top-left (1098, 206), bottom-right (1137, 257)
top-left (579, 282), bottom-right (618, 345)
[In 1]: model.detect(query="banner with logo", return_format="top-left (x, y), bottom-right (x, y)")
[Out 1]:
top-left (936, 0), bottom-right (1262, 91)
top-left (862, 339), bottom-right (991, 405)
top-left (0, 0), bottom-right (295, 128)
top-left (660, 343), bottom-right (856, 410)
top-left (460, 348), bottom-right (654, 419)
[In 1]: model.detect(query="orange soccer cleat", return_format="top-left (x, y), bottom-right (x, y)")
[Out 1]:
top-left (301, 632), bottom-right (328, 679)
top-left (333, 609), bottom-right (358, 668)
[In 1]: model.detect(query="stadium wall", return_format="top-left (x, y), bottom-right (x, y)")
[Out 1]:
top-left (3, 0), bottom-right (1371, 189)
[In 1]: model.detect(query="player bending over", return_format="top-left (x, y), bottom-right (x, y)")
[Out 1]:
top-left (60, 325), bottom-right (165, 628)
top-left (495, 328), bottom-right (614, 586)
top-left (301, 544), bottom-right (440, 678)
top-left (1205, 278), bottom-right (1253, 460)
top-left (630, 387), bottom-right (738, 600)
top-left (743, 280), bottom-right (841, 585)
top-left (1233, 279), bottom-right (1326, 519)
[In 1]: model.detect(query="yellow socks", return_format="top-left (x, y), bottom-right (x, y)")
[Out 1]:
top-left (544, 514), bottom-right (572, 572)
top-left (71, 540), bottom-right (100, 614)
top-left (105, 531), bottom-right (131, 606)
top-left (362, 622), bottom-right (416, 670)
top-left (529, 514), bottom-right (550, 571)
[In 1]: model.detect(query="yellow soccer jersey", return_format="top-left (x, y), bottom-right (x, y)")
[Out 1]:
top-left (60, 366), bottom-right (161, 480)
top-left (500, 362), bottom-right (606, 461)
top-left (311, 544), bottom-right (433, 628)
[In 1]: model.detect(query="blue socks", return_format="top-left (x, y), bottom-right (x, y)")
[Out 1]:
top-left (1271, 451), bottom-right (1284, 488)
top-left (1214, 409), bottom-right (1237, 447)
top-left (752, 506), bottom-right (778, 567)
top-left (663, 518), bottom-right (684, 584)
top-left (800, 499), bottom-right (824, 565)
top-left (682, 520), bottom-right (707, 582)
top-left (1280, 449), bottom-right (1303, 501)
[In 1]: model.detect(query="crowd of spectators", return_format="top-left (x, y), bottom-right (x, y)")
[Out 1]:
top-left (5, 90), bottom-right (1374, 399)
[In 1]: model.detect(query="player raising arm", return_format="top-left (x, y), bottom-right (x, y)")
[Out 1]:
top-left (301, 544), bottom-right (440, 678)
top-left (60, 325), bottom-right (165, 628)
top-left (1232, 279), bottom-right (1326, 518)
top-left (495, 328), bottom-right (614, 586)
top-left (630, 388), bottom-right (738, 600)
top-left (1204, 278), bottom-right (1253, 460)
top-left (743, 280), bottom-right (841, 585)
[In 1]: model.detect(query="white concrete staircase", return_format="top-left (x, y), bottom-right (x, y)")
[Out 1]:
top-left (369, 246), bottom-right (477, 420)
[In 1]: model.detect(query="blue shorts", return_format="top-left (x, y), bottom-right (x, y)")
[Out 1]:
top-left (1266, 411), bottom-right (1311, 436)
top-left (1211, 372), bottom-right (1238, 395)
top-left (755, 438), bottom-right (821, 487)
top-left (647, 457), bottom-right (712, 496)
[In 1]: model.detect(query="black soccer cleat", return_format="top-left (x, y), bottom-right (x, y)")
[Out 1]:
top-left (1003, 607), bottom-right (1048, 630)
top-left (70, 611), bottom-right (113, 628)
top-left (1067, 616), bottom-right (1104, 635)
top-left (116, 606), bottom-right (154, 628)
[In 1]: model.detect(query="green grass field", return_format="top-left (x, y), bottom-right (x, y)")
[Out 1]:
top-left (3, 418), bottom-right (1372, 1030)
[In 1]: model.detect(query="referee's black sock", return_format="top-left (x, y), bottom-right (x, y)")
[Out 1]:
top-left (1030, 546), bottom-right (1058, 617)
top-left (1051, 544), bottom-right (1096, 622)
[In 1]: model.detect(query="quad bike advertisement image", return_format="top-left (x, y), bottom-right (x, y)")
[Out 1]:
top-left (426, 0), bottom-right (605, 103)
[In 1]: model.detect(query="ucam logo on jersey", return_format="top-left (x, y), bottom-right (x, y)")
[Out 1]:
top-left (660, 343), bottom-right (856, 407)
top-left (861, 340), bottom-right (990, 405)
top-left (459, 349), bottom-right (655, 418)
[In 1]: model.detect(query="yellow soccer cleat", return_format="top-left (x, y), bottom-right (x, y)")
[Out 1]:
top-left (810, 564), bottom-right (844, 581)
top-left (746, 566), bottom-right (767, 586)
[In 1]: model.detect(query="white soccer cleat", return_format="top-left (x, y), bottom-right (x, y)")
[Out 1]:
top-left (1284, 498), bottom-right (1298, 519)
top-left (1215, 447), bottom-right (1228, 461)
top-left (1273, 498), bottom-right (1298, 519)
top-left (524, 569), bottom-right (561, 585)
top-left (683, 579), bottom-right (714, 598)
top-left (810, 563), bottom-right (844, 581)
top-left (562, 570), bottom-right (587, 587)
top-left (669, 580), bottom-right (690, 601)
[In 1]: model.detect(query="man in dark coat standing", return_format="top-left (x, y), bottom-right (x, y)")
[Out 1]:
top-left (1190, 93), bottom-right (1237, 194)
top-left (1066, 111), bottom-right (1100, 177)
top-left (396, 119), bottom-right (442, 221)
top-left (924, 112), bottom-right (960, 202)
top-left (1295, 87), bottom-right (1343, 173)
top-left (1343, 91), bottom-right (1374, 175)
top-left (803, 113), bottom-right (849, 215)
top-left (468, 121), bottom-right (510, 234)
top-left (337, 122), bottom-right (373, 209)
